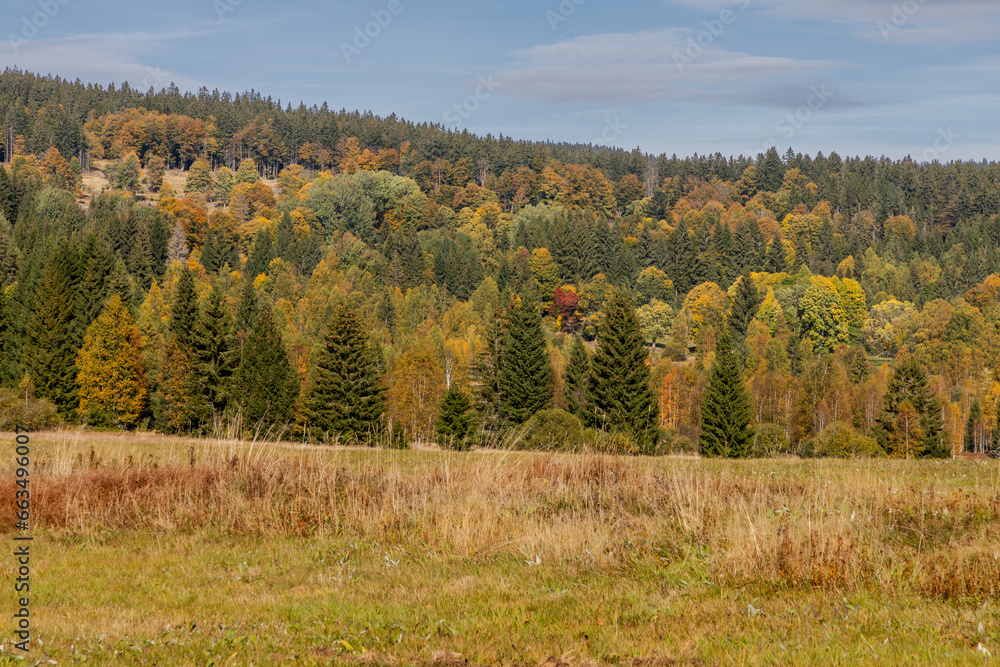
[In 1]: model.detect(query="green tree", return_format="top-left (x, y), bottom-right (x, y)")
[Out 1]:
top-left (24, 243), bottom-right (83, 415)
top-left (728, 272), bottom-right (763, 341)
top-left (115, 153), bottom-right (141, 193)
top-left (170, 267), bottom-right (198, 352)
top-left (588, 296), bottom-right (659, 451)
top-left (184, 159), bottom-right (213, 196)
top-left (235, 158), bottom-right (260, 184)
top-left (498, 298), bottom-right (553, 424)
top-left (965, 397), bottom-right (982, 453)
top-left (145, 155), bottom-right (166, 192)
top-left (76, 295), bottom-right (147, 427)
top-left (436, 385), bottom-right (475, 450)
top-left (562, 334), bottom-right (590, 420)
top-left (232, 304), bottom-right (298, 430)
top-left (698, 331), bottom-right (754, 458)
top-left (876, 359), bottom-right (946, 458)
top-left (189, 284), bottom-right (235, 423)
top-left (213, 166), bottom-right (235, 203)
top-left (305, 304), bottom-right (387, 442)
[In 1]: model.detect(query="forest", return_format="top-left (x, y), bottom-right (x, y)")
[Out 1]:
top-left (3, 68), bottom-right (1000, 459)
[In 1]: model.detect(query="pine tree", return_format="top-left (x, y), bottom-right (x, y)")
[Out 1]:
top-left (588, 296), bottom-right (659, 451)
top-left (698, 331), bottom-right (754, 458)
top-left (232, 304), bottom-right (298, 430)
top-left (498, 298), bottom-right (553, 424)
top-left (189, 284), bottom-right (235, 422)
top-left (170, 267), bottom-right (198, 352)
top-left (76, 295), bottom-right (147, 427)
top-left (275, 211), bottom-right (295, 262)
top-left (766, 233), bottom-right (787, 274)
top-left (246, 228), bottom-right (273, 279)
top-left (728, 272), bottom-right (763, 342)
top-left (471, 306), bottom-right (508, 434)
top-left (877, 359), bottom-right (946, 458)
top-left (24, 243), bottom-right (83, 415)
top-left (965, 398), bottom-right (982, 453)
top-left (436, 385), bottom-right (475, 450)
top-left (563, 334), bottom-right (590, 420)
top-left (991, 400), bottom-right (1000, 459)
top-left (0, 165), bottom-right (17, 222)
top-left (305, 303), bottom-right (387, 442)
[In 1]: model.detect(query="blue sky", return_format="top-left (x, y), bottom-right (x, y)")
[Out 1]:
top-left (2, 0), bottom-right (999, 161)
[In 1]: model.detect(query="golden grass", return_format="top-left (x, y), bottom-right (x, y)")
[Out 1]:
top-left (0, 430), bottom-right (998, 665)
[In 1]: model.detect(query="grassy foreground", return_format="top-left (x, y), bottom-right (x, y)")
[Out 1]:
top-left (0, 431), bottom-right (998, 665)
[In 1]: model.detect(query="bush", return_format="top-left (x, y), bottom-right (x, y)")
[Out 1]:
top-left (519, 409), bottom-right (586, 452)
top-left (0, 389), bottom-right (61, 431)
top-left (801, 421), bottom-right (884, 459)
top-left (753, 423), bottom-right (790, 457)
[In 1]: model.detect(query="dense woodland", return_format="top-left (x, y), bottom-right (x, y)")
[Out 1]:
top-left (3, 69), bottom-right (1000, 458)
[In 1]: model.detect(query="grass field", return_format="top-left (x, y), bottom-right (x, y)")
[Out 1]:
top-left (0, 430), bottom-right (997, 665)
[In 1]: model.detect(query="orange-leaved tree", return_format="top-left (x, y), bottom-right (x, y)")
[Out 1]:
top-left (76, 295), bottom-right (148, 427)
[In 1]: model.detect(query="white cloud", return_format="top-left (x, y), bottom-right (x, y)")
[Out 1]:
top-left (494, 30), bottom-right (843, 104)
top-left (666, 0), bottom-right (1000, 43)
top-left (0, 28), bottom-right (214, 91)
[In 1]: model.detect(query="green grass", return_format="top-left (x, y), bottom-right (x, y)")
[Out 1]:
top-left (0, 431), bottom-right (997, 665)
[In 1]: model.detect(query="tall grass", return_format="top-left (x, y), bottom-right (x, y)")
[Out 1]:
top-left (3, 432), bottom-right (999, 600)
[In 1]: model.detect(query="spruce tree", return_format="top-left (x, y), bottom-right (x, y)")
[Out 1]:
top-left (471, 306), bottom-right (508, 434)
top-left (876, 358), bottom-right (946, 458)
top-left (728, 272), bottom-right (763, 342)
top-left (305, 303), bottom-right (387, 442)
top-left (698, 331), bottom-right (754, 458)
top-left (766, 233), bottom-right (787, 274)
top-left (965, 397), bottom-right (982, 453)
top-left (436, 385), bottom-right (475, 450)
top-left (588, 296), bottom-right (659, 451)
top-left (184, 159), bottom-right (213, 195)
top-left (246, 228), bottom-right (273, 279)
top-left (170, 267), bottom-right (198, 352)
top-left (232, 304), bottom-right (297, 430)
top-left (563, 334), bottom-right (590, 420)
top-left (991, 400), bottom-right (1000, 459)
top-left (0, 165), bottom-right (16, 222)
top-left (24, 242), bottom-right (83, 415)
top-left (189, 284), bottom-right (235, 421)
top-left (498, 298), bottom-right (553, 424)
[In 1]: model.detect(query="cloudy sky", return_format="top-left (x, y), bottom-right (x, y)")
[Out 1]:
top-left (2, 0), bottom-right (998, 160)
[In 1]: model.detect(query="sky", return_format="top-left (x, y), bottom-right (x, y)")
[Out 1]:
top-left (2, 0), bottom-right (999, 161)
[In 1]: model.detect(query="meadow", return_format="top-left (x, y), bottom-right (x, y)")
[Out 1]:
top-left (0, 430), bottom-right (997, 665)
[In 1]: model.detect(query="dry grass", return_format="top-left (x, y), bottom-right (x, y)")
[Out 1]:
top-left (0, 430), bottom-right (998, 664)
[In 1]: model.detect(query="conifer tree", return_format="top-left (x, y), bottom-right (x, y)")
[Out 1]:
top-left (588, 296), bottom-right (659, 451)
top-left (305, 303), bottom-right (386, 442)
top-left (76, 295), bottom-right (147, 427)
top-left (235, 158), bottom-right (260, 184)
top-left (698, 330), bottom-right (754, 458)
top-left (189, 284), bottom-right (235, 422)
top-left (436, 385), bottom-right (475, 450)
top-left (213, 166), bottom-right (234, 203)
top-left (498, 298), bottom-right (552, 424)
top-left (965, 397), bottom-right (982, 453)
top-left (232, 304), bottom-right (297, 430)
top-left (991, 400), bottom-right (1000, 459)
top-left (145, 155), bottom-right (166, 192)
top-left (471, 306), bottom-right (508, 434)
top-left (24, 243), bottom-right (83, 415)
top-left (563, 334), bottom-right (590, 420)
top-left (246, 228), bottom-right (273, 279)
top-left (170, 267), bottom-right (198, 352)
top-left (0, 165), bottom-right (16, 222)
top-left (275, 211), bottom-right (295, 262)
top-left (766, 233), bottom-right (787, 274)
top-left (876, 358), bottom-right (946, 458)
top-left (728, 272), bottom-right (763, 342)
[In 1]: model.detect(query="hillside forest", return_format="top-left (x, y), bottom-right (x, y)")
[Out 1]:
top-left (3, 69), bottom-right (1000, 459)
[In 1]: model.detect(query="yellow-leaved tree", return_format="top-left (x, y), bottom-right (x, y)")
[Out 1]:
top-left (76, 295), bottom-right (148, 427)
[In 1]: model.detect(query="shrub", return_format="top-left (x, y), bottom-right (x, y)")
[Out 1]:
top-left (802, 421), bottom-right (884, 458)
top-left (520, 409), bottom-right (586, 452)
top-left (0, 389), bottom-right (61, 431)
top-left (753, 423), bottom-right (790, 458)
